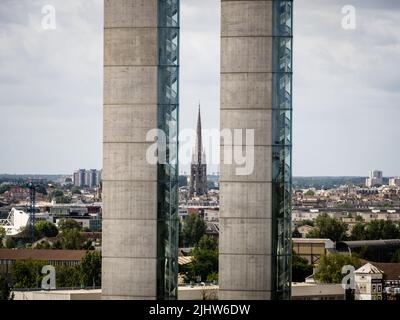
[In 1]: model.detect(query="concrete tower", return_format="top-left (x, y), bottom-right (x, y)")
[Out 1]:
top-left (102, 0), bottom-right (180, 300)
top-left (189, 105), bottom-right (208, 197)
top-left (219, 0), bottom-right (293, 300)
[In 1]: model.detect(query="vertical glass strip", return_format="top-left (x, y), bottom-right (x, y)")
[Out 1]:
top-left (272, 0), bottom-right (293, 300)
top-left (157, 0), bottom-right (180, 300)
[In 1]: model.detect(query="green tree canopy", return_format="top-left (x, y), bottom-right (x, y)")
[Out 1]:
top-left (292, 251), bottom-right (313, 282)
top-left (35, 221), bottom-right (58, 239)
top-left (314, 254), bottom-right (361, 284)
top-left (292, 228), bottom-right (302, 238)
top-left (54, 195), bottom-right (71, 204)
top-left (352, 220), bottom-right (400, 241)
top-left (0, 227), bottom-right (5, 243)
top-left (60, 229), bottom-right (85, 250)
top-left (5, 237), bottom-right (16, 249)
top-left (182, 214), bottom-right (207, 247)
top-left (304, 190), bottom-right (315, 196)
top-left (189, 235), bottom-right (218, 283)
top-left (0, 185), bottom-right (11, 194)
top-left (80, 251), bottom-right (101, 287)
top-left (350, 222), bottom-right (366, 241)
top-left (197, 235), bottom-right (218, 251)
top-left (11, 259), bottom-right (46, 289)
top-left (307, 213), bottom-right (348, 242)
top-left (56, 265), bottom-right (81, 288)
top-left (34, 184), bottom-right (47, 195)
top-left (58, 219), bottom-right (82, 232)
top-left (49, 189), bottom-right (64, 199)
top-left (71, 186), bottom-right (82, 195)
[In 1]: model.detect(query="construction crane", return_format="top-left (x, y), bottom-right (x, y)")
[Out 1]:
top-left (28, 182), bottom-right (36, 242)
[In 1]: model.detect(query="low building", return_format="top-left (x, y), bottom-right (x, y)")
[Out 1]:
top-left (291, 283), bottom-right (345, 300)
top-left (12, 287), bottom-right (219, 300)
top-left (13, 289), bottom-right (102, 300)
top-left (292, 238), bottom-right (335, 265)
top-left (354, 263), bottom-right (384, 300)
top-left (0, 249), bottom-right (87, 276)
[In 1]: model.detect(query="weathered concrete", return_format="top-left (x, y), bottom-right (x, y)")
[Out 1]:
top-left (102, 0), bottom-right (159, 300)
top-left (219, 0), bottom-right (275, 300)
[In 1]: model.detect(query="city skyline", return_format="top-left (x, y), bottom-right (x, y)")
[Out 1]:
top-left (0, 0), bottom-right (400, 176)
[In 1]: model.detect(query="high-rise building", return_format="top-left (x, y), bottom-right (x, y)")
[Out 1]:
top-left (78, 169), bottom-right (86, 188)
top-left (219, 0), bottom-right (293, 300)
top-left (189, 105), bottom-right (207, 197)
top-left (102, 0), bottom-right (179, 300)
top-left (366, 170), bottom-right (383, 187)
top-left (73, 171), bottom-right (80, 187)
top-left (89, 169), bottom-right (98, 188)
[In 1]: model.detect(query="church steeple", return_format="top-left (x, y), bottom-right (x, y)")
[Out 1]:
top-left (195, 103), bottom-right (203, 164)
top-left (190, 103), bottom-right (207, 197)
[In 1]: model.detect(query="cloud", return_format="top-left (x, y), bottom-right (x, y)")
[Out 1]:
top-left (0, 0), bottom-right (399, 177)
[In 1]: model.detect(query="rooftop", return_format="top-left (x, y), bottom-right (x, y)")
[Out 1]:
top-left (0, 249), bottom-right (87, 261)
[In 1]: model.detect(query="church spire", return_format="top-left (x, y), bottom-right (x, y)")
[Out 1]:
top-left (190, 102), bottom-right (207, 197)
top-left (196, 102), bottom-right (202, 164)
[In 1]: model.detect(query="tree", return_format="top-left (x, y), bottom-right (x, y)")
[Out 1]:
top-left (355, 215), bottom-right (364, 222)
top-left (54, 195), bottom-right (71, 204)
top-left (188, 235), bottom-right (218, 283)
top-left (71, 187), bottom-right (82, 195)
top-left (35, 221), bottom-right (58, 239)
top-left (304, 190), bottom-right (315, 196)
top-left (58, 219), bottom-right (82, 232)
top-left (60, 229), bottom-right (85, 250)
top-left (0, 276), bottom-right (11, 300)
top-left (79, 251), bottom-right (101, 287)
top-left (12, 259), bottom-right (46, 289)
top-left (350, 222), bottom-right (366, 241)
top-left (381, 220), bottom-right (400, 239)
top-left (49, 189), bottom-right (64, 200)
top-left (307, 213), bottom-right (348, 242)
top-left (314, 254), bottom-right (361, 284)
top-left (197, 235), bottom-right (218, 251)
top-left (34, 184), bottom-right (47, 195)
top-left (292, 251), bottom-right (313, 282)
top-left (5, 237), bottom-right (16, 249)
top-left (292, 228), bottom-right (302, 238)
top-left (0, 185), bottom-right (10, 194)
top-left (366, 220), bottom-right (400, 240)
top-left (182, 214), bottom-right (207, 247)
top-left (0, 227), bottom-right (5, 248)
top-left (56, 265), bottom-right (81, 288)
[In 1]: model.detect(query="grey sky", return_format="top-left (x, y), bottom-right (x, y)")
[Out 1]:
top-left (0, 0), bottom-right (399, 176)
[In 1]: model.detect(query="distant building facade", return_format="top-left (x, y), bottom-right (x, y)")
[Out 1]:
top-left (73, 169), bottom-right (101, 188)
top-left (189, 106), bottom-right (207, 197)
top-left (366, 170), bottom-right (383, 187)
top-left (389, 177), bottom-right (400, 187)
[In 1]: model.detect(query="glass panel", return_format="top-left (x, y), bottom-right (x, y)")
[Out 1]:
top-left (272, 73), bottom-right (292, 109)
top-left (157, 0), bottom-right (179, 300)
top-left (272, 0), bottom-right (293, 300)
top-left (273, 1), bottom-right (293, 36)
top-left (272, 109), bottom-right (292, 145)
top-left (273, 37), bottom-right (292, 73)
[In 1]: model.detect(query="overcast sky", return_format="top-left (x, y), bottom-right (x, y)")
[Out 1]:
top-left (0, 0), bottom-right (399, 176)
